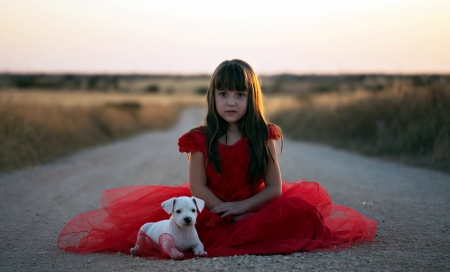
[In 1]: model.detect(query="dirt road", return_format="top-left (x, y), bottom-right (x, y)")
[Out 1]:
top-left (0, 108), bottom-right (449, 271)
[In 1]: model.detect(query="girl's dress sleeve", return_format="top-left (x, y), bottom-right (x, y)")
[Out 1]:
top-left (178, 130), bottom-right (204, 153)
top-left (268, 123), bottom-right (281, 141)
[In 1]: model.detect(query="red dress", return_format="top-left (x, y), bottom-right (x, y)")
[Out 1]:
top-left (58, 125), bottom-right (377, 258)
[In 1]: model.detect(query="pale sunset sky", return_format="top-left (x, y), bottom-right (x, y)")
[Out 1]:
top-left (1, 0), bottom-right (449, 74)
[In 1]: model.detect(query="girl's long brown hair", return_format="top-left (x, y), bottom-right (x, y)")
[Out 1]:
top-left (193, 59), bottom-right (283, 184)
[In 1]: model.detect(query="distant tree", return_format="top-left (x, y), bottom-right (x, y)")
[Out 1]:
top-left (146, 84), bottom-right (160, 93)
top-left (196, 86), bottom-right (208, 95)
top-left (88, 76), bottom-right (101, 90)
top-left (15, 76), bottom-right (36, 88)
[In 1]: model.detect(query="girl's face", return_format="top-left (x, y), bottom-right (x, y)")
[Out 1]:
top-left (215, 89), bottom-right (248, 127)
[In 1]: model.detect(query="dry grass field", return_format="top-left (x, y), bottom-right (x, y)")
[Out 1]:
top-left (0, 90), bottom-right (297, 172)
top-left (0, 91), bottom-right (200, 172)
top-left (275, 80), bottom-right (450, 172)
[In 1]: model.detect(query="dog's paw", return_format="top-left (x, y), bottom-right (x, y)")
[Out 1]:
top-left (193, 244), bottom-right (207, 256)
top-left (170, 248), bottom-right (184, 260)
top-left (198, 250), bottom-right (207, 256)
top-left (193, 248), bottom-right (207, 256)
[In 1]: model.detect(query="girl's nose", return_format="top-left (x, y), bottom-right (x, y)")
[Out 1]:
top-left (226, 97), bottom-right (236, 105)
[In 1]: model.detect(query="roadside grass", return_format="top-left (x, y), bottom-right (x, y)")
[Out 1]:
top-left (0, 91), bottom-right (204, 172)
top-left (274, 81), bottom-right (450, 173)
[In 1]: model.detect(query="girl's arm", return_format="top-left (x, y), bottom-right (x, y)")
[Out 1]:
top-left (210, 140), bottom-right (282, 218)
top-left (189, 151), bottom-right (224, 210)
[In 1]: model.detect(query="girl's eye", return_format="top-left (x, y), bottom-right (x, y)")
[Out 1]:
top-left (219, 92), bottom-right (227, 97)
top-left (176, 210), bottom-right (181, 214)
top-left (192, 209), bottom-right (196, 212)
top-left (237, 93), bottom-right (246, 97)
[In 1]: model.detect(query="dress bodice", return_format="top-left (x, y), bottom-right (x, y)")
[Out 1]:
top-left (178, 124), bottom-right (280, 202)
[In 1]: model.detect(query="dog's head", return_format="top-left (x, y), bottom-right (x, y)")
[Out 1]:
top-left (161, 196), bottom-right (205, 228)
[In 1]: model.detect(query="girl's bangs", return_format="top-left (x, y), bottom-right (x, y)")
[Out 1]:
top-left (213, 63), bottom-right (248, 92)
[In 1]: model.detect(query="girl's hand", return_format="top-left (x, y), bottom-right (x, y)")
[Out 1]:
top-left (210, 201), bottom-right (248, 218)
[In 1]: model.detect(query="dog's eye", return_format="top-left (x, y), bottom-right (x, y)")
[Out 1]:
top-left (192, 209), bottom-right (196, 212)
top-left (176, 210), bottom-right (181, 213)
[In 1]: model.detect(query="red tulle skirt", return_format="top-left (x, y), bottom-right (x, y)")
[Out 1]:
top-left (58, 181), bottom-right (376, 258)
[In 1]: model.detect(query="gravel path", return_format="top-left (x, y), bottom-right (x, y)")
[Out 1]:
top-left (1, 108), bottom-right (449, 271)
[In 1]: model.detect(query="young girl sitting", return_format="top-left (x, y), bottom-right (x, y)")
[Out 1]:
top-left (58, 59), bottom-right (376, 258)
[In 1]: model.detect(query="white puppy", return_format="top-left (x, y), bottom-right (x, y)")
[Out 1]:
top-left (130, 196), bottom-right (207, 259)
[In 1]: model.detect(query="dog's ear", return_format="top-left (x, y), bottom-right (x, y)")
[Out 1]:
top-left (191, 197), bottom-right (205, 213)
top-left (161, 198), bottom-right (176, 214)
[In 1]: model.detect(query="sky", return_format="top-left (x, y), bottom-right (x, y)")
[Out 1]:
top-left (1, 0), bottom-right (449, 74)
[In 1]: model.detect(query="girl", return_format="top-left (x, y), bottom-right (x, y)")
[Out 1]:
top-left (58, 59), bottom-right (376, 258)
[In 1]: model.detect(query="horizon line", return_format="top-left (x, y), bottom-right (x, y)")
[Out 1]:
top-left (1, 70), bottom-right (450, 77)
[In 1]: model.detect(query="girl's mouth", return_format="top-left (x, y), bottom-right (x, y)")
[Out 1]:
top-left (226, 110), bottom-right (237, 113)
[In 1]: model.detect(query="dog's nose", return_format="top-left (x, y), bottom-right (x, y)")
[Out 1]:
top-left (184, 217), bottom-right (192, 224)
